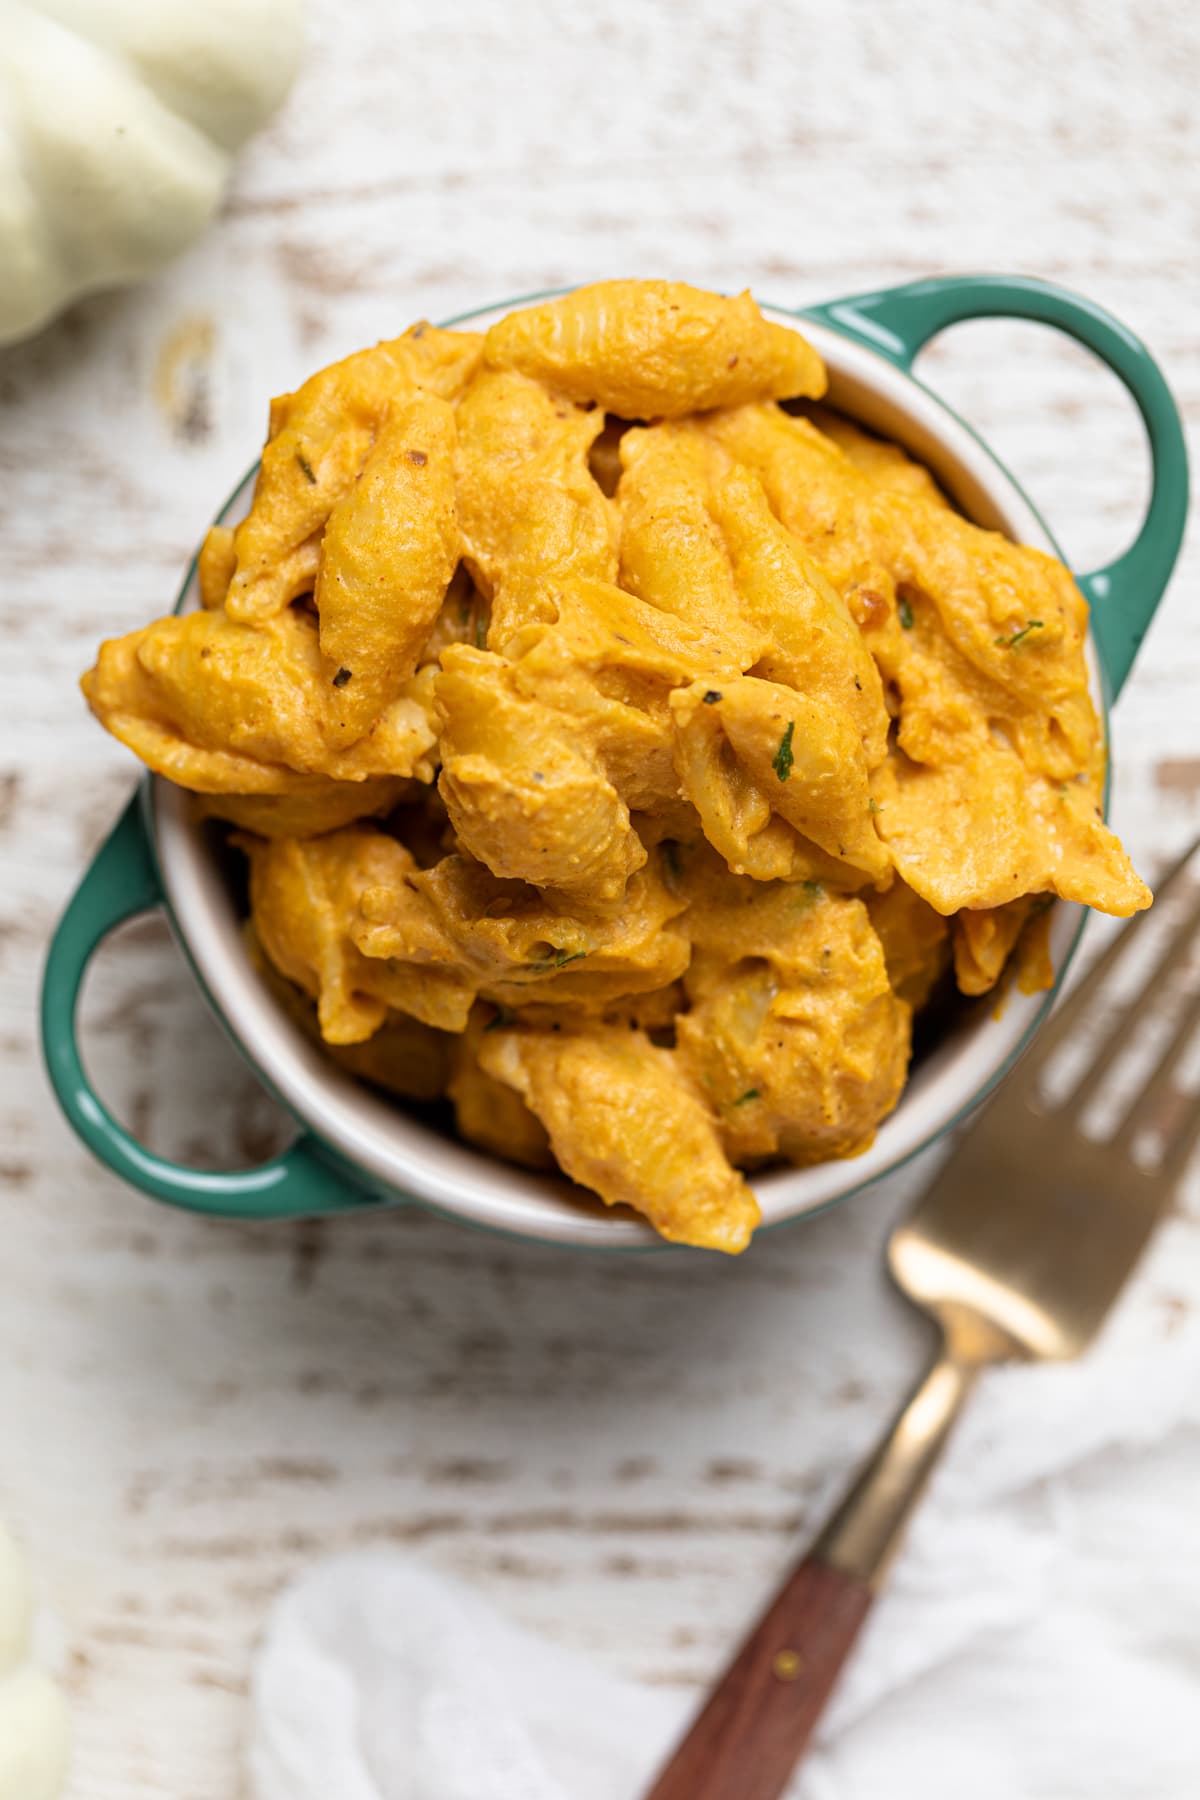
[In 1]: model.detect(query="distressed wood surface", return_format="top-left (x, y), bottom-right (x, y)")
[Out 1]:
top-left (1, 3), bottom-right (1198, 1795)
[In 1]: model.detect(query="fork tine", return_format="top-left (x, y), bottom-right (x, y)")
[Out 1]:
top-left (1113, 982), bottom-right (1200, 1155)
top-left (1060, 883), bottom-right (1200, 1117)
top-left (1018, 837), bottom-right (1200, 1084)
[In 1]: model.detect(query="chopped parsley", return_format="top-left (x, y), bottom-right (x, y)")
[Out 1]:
top-left (995, 620), bottom-right (1044, 649)
top-left (732, 1088), bottom-right (760, 1106)
top-left (868, 797), bottom-right (883, 814)
top-left (802, 879), bottom-right (823, 897)
top-left (475, 613), bottom-right (488, 647)
top-left (332, 666), bottom-right (353, 688)
top-left (526, 948), bottom-right (587, 973)
top-left (898, 594), bottom-right (914, 630)
top-left (772, 721), bottom-right (795, 782)
top-left (295, 450), bottom-right (317, 484)
top-left (483, 1005), bottom-right (513, 1033)
top-left (703, 689), bottom-right (723, 705)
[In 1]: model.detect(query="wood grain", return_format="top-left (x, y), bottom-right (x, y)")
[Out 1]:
top-left (1, 2), bottom-right (1198, 1795)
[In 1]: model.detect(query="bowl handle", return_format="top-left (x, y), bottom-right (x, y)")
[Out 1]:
top-left (803, 274), bottom-right (1189, 697)
top-left (41, 789), bottom-right (387, 1220)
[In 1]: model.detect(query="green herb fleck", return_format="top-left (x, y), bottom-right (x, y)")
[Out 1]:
top-left (703, 689), bottom-right (723, 705)
top-left (1030, 894), bottom-right (1056, 917)
top-left (483, 1005), bottom-right (513, 1033)
top-left (295, 450), bottom-right (317, 485)
top-left (772, 721), bottom-right (795, 783)
top-left (868, 797), bottom-right (883, 814)
top-left (898, 594), bottom-right (914, 630)
top-left (803, 879), bottom-right (822, 895)
top-left (994, 620), bottom-right (1044, 649)
top-left (332, 666), bottom-right (353, 688)
top-left (475, 612), bottom-right (488, 648)
top-left (526, 948), bottom-right (587, 974)
top-left (732, 1088), bottom-right (760, 1107)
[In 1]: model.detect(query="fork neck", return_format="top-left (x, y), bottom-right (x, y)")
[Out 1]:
top-left (810, 1338), bottom-right (982, 1588)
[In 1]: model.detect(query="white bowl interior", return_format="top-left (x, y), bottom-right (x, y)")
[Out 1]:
top-left (152, 302), bottom-right (1097, 1247)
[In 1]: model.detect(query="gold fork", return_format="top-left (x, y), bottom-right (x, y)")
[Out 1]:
top-left (645, 840), bottom-right (1200, 1800)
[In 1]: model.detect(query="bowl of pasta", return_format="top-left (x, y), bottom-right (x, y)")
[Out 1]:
top-left (44, 277), bottom-right (1188, 1251)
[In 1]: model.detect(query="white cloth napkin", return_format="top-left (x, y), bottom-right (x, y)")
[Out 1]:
top-left (250, 1220), bottom-right (1200, 1800)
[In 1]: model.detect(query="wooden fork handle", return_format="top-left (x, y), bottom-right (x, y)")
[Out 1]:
top-left (644, 1344), bottom-right (980, 1800)
top-left (643, 1554), bottom-right (872, 1800)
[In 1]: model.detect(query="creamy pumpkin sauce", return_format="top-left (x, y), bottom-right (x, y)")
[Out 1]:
top-left (82, 282), bottom-right (1147, 1249)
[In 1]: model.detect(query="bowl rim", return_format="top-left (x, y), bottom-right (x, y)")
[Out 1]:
top-left (148, 296), bottom-right (1099, 1249)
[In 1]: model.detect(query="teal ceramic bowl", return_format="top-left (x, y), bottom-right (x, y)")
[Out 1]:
top-left (42, 275), bottom-right (1188, 1247)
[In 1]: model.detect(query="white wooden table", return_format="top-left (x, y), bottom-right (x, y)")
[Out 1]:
top-left (2, 4), bottom-right (1198, 1795)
